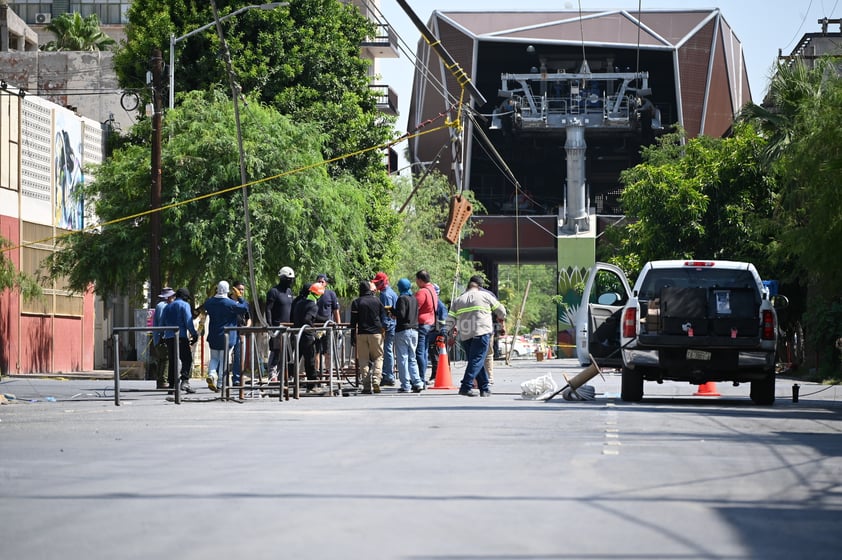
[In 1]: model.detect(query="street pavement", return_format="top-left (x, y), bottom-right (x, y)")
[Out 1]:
top-left (2, 357), bottom-right (841, 559)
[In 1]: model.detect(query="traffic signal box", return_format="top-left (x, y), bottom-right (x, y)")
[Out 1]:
top-left (444, 194), bottom-right (473, 244)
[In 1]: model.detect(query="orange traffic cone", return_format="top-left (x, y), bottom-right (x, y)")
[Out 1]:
top-left (694, 381), bottom-right (721, 396)
top-left (429, 334), bottom-right (456, 390)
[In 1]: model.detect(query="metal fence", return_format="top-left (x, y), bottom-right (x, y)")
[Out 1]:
top-left (111, 323), bottom-right (358, 405)
top-left (219, 322), bottom-right (358, 401)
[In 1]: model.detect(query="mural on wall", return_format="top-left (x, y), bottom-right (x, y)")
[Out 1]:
top-left (556, 237), bottom-right (595, 357)
top-left (54, 110), bottom-right (84, 230)
top-left (557, 266), bottom-right (586, 358)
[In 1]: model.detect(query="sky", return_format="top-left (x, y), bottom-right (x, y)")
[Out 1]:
top-left (374, 0), bottom-right (840, 140)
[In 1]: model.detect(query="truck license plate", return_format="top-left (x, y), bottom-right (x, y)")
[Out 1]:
top-left (687, 349), bottom-right (711, 361)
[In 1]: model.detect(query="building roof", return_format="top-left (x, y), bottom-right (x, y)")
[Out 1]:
top-left (436, 9), bottom-right (726, 50)
top-left (408, 7), bottom-right (752, 238)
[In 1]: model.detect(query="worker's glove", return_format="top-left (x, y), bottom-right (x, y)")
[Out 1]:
top-left (230, 286), bottom-right (242, 300)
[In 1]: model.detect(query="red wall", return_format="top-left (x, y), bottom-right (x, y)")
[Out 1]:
top-left (0, 215), bottom-right (21, 376)
top-left (0, 215), bottom-right (95, 374)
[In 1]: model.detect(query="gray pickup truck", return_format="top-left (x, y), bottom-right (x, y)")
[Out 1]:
top-left (576, 260), bottom-right (778, 405)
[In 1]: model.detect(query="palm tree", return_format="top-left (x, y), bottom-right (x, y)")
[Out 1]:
top-left (41, 13), bottom-right (116, 52)
top-left (737, 59), bottom-right (829, 164)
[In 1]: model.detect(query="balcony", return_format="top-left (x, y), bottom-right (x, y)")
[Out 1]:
top-left (361, 24), bottom-right (399, 59)
top-left (370, 84), bottom-right (398, 115)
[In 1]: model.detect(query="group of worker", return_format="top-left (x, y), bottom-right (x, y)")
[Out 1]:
top-left (151, 281), bottom-right (249, 394)
top-left (150, 266), bottom-right (507, 398)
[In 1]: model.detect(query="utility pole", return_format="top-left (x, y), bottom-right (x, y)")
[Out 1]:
top-left (150, 48), bottom-right (163, 305)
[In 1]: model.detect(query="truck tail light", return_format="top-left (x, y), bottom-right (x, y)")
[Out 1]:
top-left (622, 307), bottom-right (638, 338)
top-left (761, 310), bottom-right (776, 340)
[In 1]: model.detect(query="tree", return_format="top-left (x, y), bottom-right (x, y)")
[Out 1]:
top-left (0, 238), bottom-right (41, 301)
top-left (47, 90), bottom-right (401, 302)
top-left (112, 0), bottom-right (392, 180)
top-left (740, 58), bottom-right (842, 372)
top-left (41, 13), bottom-right (116, 52)
top-left (612, 125), bottom-right (776, 278)
top-left (388, 171), bottom-right (482, 298)
top-left (739, 61), bottom-right (828, 166)
top-left (111, 1), bottom-right (398, 284)
top-left (766, 62), bottom-right (842, 370)
top-left (496, 264), bottom-right (557, 338)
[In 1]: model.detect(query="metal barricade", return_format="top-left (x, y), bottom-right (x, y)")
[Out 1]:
top-left (219, 322), bottom-right (358, 401)
top-left (110, 323), bottom-right (359, 405)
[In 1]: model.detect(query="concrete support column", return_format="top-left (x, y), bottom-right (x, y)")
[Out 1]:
top-left (563, 120), bottom-right (588, 233)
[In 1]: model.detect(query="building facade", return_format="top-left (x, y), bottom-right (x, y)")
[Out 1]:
top-left (2, 1), bottom-right (398, 373)
top-left (409, 9), bottom-right (751, 227)
top-left (407, 8), bottom-right (751, 355)
top-left (1, 85), bottom-right (102, 374)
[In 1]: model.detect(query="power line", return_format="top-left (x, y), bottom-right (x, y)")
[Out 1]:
top-left (783, 0), bottom-right (815, 50)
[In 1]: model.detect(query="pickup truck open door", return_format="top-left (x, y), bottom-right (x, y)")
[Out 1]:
top-left (574, 262), bottom-right (632, 366)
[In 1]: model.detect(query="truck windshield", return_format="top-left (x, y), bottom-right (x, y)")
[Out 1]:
top-left (638, 269), bottom-right (757, 301)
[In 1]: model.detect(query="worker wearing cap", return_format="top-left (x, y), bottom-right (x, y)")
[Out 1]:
top-left (152, 287), bottom-right (176, 389)
top-left (314, 274), bottom-right (341, 376)
top-left (414, 270), bottom-right (439, 385)
top-left (291, 282), bottom-right (331, 394)
top-left (445, 276), bottom-right (507, 397)
top-left (266, 266), bottom-right (295, 382)
top-left (161, 287), bottom-right (199, 393)
top-left (394, 277), bottom-right (424, 392)
top-left (350, 280), bottom-right (387, 394)
top-left (373, 271), bottom-right (397, 386)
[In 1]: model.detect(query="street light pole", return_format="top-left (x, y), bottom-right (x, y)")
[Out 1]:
top-left (168, 3), bottom-right (286, 110)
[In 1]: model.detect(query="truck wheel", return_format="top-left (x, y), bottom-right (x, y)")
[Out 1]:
top-left (750, 374), bottom-right (775, 405)
top-left (621, 367), bottom-right (643, 402)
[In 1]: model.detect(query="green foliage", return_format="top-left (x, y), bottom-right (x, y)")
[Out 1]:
top-left (47, 90), bottom-right (400, 302)
top-left (41, 13), bottom-right (116, 51)
top-left (113, 0), bottom-right (393, 179)
top-left (739, 57), bottom-right (842, 371)
top-left (802, 295), bottom-right (842, 379)
top-left (387, 172), bottom-right (482, 298)
top-left (614, 125), bottom-right (776, 275)
top-left (773, 63), bottom-right (842, 285)
top-left (497, 264), bottom-right (557, 339)
top-left (739, 60), bottom-right (828, 166)
top-left (0, 238), bottom-right (42, 301)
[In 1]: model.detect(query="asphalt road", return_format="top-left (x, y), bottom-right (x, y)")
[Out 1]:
top-left (2, 359), bottom-right (841, 559)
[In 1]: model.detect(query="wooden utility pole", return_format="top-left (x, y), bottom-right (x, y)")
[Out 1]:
top-left (505, 280), bottom-right (532, 365)
top-left (150, 48), bottom-right (163, 304)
